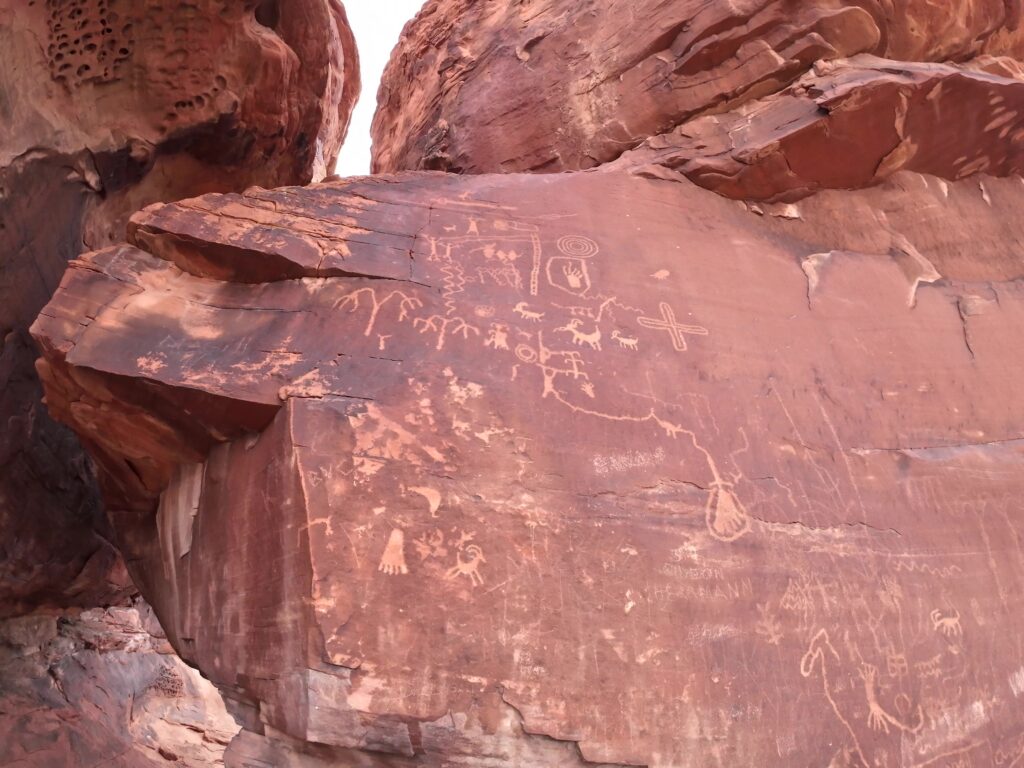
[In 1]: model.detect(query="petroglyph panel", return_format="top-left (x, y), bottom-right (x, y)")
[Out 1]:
top-left (32, 171), bottom-right (1024, 766)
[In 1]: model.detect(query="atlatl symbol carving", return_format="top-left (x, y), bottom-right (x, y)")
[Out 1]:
top-left (705, 480), bottom-right (750, 543)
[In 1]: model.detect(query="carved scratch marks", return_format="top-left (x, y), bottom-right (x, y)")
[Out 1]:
top-left (801, 629), bottom-right (870, 767)
top-left (862, 664), bottom-right (924, 736)
top-left (781, 579), bottom-right (986, 768)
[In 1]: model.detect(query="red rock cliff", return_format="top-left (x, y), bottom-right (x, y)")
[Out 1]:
top-left (372, 0), bottom-right (1024, 174)
top-left (27, 0), bottom-right (1024, 766)
top-left (0, 0), bottom-right (359, 618)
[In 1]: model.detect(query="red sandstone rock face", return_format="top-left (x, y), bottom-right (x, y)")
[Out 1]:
top-left (32, 169), bottom-right (1024, 766)
top-left (0, 0), bottom-right (359, 617)
top-left (613, 55), bottom-right (1024, 201)
top-left (0, 601), bottom-right (239, 766)
top-left (371, 0), bottom-right (1024, 174)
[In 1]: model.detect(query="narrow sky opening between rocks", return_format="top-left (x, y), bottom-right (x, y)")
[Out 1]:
top-left (334, 1), bottom-right (427, 177)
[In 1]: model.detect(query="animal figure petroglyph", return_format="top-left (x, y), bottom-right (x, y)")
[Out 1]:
top-left (931, 609), bottom-right (963, 638)
top-left (446, 544), bottom-right (486, 587)
top-left (413, 315), bottom-right (480, 351)
top-left (556, 318), bottom-right (602, 351)
top-left (611, 330), bottom-right (639, 350)
top-left (514, 302), bottom-right (545, 322)
top-left (378, 529), bottom-right (409, 575)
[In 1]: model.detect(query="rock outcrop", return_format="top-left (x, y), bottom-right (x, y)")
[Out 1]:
top-left (22, 0), bottom-right (1024, 765)
top-left (371, 0), bottom-right (1024, 174)
top-left (613, 55), bottom-right (1024, 201)
top-left (0, 601), bottom-right (239, 766)
top-left (32, 167), bottom-right (1024, 766)
top-left (0, 0), bottom-right (359, 617)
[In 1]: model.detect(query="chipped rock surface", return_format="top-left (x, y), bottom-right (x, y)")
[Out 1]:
top-left (372, 0), bottom-right (1024, 174)
top-left (0, 0), bottom-right (359, 616)
top-left (0, 600), bottom-right (239, 767)
top-left (32, 169), bottom-right (1024, 766)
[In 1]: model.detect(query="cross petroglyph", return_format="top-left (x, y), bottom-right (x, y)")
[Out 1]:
top-left (637, 302), bottom-right (708, 352)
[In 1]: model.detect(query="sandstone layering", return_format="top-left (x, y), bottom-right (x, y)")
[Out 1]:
top-left (372, 0), bottom-right (1024, 175)
top-left (17, 0), bottom-right (1024, 765)
top-left (0, 0), bottom-right (358, 617)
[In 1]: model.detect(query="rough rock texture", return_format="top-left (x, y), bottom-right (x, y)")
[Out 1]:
top-left (0, 0), bottom-right (359, 616)
top-left (613, 55), bottom-right (1024, 201)
top-left (0, 600), bottom-right (239, 767)
top-left (371, 0), bottom-right (1024, 174)
top-left (32, 168), bottom-right (1024, 766)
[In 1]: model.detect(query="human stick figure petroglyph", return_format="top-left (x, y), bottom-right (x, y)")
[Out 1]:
top-left (637, 302), bottom-right (709, 352)
top-left (755, 602), bottom-right (783, 645)
top-left (485, 323), bottom-right (510, 350)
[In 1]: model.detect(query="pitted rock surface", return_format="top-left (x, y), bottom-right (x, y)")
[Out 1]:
top-left (0, 0), bottom-right (359, 616)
